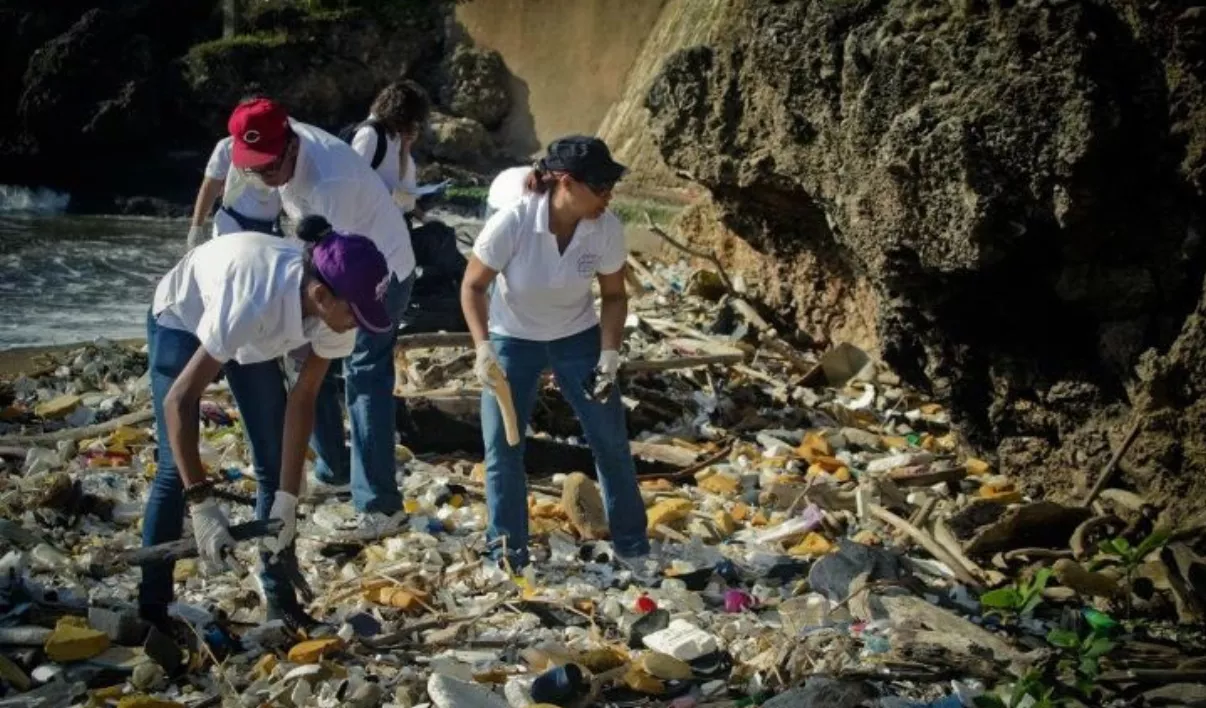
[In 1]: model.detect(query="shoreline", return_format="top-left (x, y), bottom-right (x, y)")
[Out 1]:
top-left (0, 339), bottom-right (145, 378)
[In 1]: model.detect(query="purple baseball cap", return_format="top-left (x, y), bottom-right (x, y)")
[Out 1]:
top-left (311, 233), bottom-right (392, 334)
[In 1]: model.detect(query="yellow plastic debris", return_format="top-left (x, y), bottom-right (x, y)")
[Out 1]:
top-left (920, 403), bottom-right (944, 415)
top-left (965, 458), bottom-right (992, 476)
top-left (731, 502), bottom-right (752, 522)
top-left (287, 637), bottom-right (345, 664)
top-left (364, 586), bottom-right (428, 613)
top-left (797, 431), bottom-right (833, 461)
top-left (638, 652), bottom-right (693, 680)
top-left (789, 532), bottom-right (834, 557)
top-left (116, 697), bottom-right (183, 708)
top-left (750, 511), bottom-right (769, 527)
top-left (882, 436), bottom-right (910, 450)
top-left (698, 473), bottom-right (740, 496)
top-left (395, 444), bottom-right (413, 463)
top-left (403, 499), bottom-right (421, 513)
top-left (714, 510), bottom-right (738, 537)
top-left (623, 667), bottom-right (666, 695)
top-left (578, 646), bottom-right (627, 672)
top-left (254, 653), bottom-right (278, 680)
top-left (44, 617), bottom-right (110, 662)
top-left (646, 498), bottom-right (694, 532)
top-left (471, 462), bottom-right (486, 483)
top-left (832, 466), bottom-right (852, 483)
top-left (980, 477), bottom-right (1023, 504)
top-left (173, 559), bottom-right (198, 582)
top-left (35, 394), bottom-right (82, 420)
top-left (852, 530), bottom-right (882, 545)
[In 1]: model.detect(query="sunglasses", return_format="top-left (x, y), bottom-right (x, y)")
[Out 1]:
top-left (582, 179), bottom-right (617, 196)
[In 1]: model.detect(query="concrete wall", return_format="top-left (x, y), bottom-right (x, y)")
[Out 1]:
top-left (454, 0), bottom-right (668, 159)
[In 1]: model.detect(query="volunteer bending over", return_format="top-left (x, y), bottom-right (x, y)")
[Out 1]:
top-left (461, 135), bottom-right (650, 570)
top-left (140, 215), bottom-right (390, 629)
top-left (186, 99), bottom-right (282, 249)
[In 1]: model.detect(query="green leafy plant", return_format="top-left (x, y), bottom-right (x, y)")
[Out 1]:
top-left (980, 568), bottom-right (1052, 620)
top-left (1095, 528), bottom-right (1170, 616)
top-left (1046, 626), bottom-right (1116, 697)
top-left (973, 670), bottom-right (1063, 708)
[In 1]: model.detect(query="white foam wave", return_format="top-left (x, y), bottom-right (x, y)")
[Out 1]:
top-left (0, 185), bottom-right (70, 214)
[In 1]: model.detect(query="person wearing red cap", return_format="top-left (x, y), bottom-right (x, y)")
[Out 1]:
top-left (226, 98), bottom-right (416, 534)
top-left (185, 98), bottom-right (283, 249)
top-left (139, 215), bottom-right (390, 630)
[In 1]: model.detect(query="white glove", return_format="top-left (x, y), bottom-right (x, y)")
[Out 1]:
top-left (587, 350), bottom-right (621, 401)
top-left (474, 341), bottom-right (502, 392)
top-left (186, 225), bottom-right (205, 250)
top-left (189, 498), bottom-right (237, 573)
top-left (263, 491), bottom-right (298, 557)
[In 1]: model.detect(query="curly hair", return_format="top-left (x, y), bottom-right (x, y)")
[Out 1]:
top-left (370, 80), bottom-right (431, 136)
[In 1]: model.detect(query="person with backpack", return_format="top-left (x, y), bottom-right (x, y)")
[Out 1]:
top-left (343, 81), bottom-right (467, 303)
top-left (227, 97), bottom-right (416, 536)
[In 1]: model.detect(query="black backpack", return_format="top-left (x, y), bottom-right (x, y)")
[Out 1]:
top-left (337, 119), bottom-right (388, 170)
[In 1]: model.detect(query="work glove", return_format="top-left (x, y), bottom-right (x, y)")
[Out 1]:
top-left (585, 349), bottom-right (621, 402)
top-left (186, 225), bottom-right (205, 251)
top-left (189, 498), bottom-right (238, 574)
top-left (263, 490), bottom-right (298, 558)
top-left (474, 341), bottom-right (503, 392)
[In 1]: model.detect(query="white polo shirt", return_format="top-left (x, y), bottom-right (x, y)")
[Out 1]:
top-left (473, 192), bottom-right (627, 341)
top-left (486, 166), bottom-right (532, 216)
top-left (279, 121), bottom-right (415, 280)
top-left (205, 137), bottom-right (282, 236)
top-left (152, 232), bottom-right (354, 364)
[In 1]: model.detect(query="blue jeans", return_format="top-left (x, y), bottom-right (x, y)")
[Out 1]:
top-left (310, 273), bottom-right (414, 514)
top-left (139, 312), bottom-right (301, 615)
top-left (482, 326), bottom-right (649, 567)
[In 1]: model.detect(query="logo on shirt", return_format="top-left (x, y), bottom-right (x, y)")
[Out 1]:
top-left (576, 253), bottom-right (601, 278)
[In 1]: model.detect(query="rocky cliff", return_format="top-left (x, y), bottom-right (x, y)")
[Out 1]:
top-left (645, 0), bottom-right (1206, 513)
top-left (0, 0), bottom-right (519, 212)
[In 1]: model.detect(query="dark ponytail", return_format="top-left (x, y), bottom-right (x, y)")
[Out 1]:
top-left (297, 215), bottom-right (333, 244)
top-left (523, 160), bottom-right (559, 195)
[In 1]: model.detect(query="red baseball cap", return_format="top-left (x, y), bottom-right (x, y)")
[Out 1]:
top-left (227, 98), bottom-right (291, 169)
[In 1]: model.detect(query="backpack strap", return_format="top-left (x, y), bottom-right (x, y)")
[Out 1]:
top-left (361, 119), bottom-right (388, 171)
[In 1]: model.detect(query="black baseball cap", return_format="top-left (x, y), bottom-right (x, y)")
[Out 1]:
top-left (539, 135), bottom-right (627, 186)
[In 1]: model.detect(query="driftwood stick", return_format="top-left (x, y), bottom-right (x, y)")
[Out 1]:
top-left (1082, 418), bottom-right (1144, 507)
top-left (644, 215), bottom-right (735, 293)
top-left (0, 408), bottom-right (154, 447)
top-left (870, 505), bottom-right (984, 589)
top-left (118, 519), bottom-right (282, 567)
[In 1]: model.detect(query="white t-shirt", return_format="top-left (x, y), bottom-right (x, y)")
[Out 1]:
top-left (152, 232), bottom-right (354, 364)
top-left (204, 137), bottom-right (282, 236)
top-left (279, 121), bottom-right (415, 280)
top-left (351, 119), bottom-right (406, 193)
top-left (486, 166), bottom-right (532, 214)
top-left (473, 192), bottom-right (627, 341)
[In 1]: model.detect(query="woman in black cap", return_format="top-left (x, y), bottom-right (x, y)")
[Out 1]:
top-left (460, 135), bottom-right (651, 572)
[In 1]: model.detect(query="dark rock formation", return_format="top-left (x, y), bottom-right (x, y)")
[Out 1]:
top-left (0, 0), bottom-right (465, 210)
top-left (439, 44), bottom-right (511, 130)
top-left (645, 0), bottom-right (1206, 511)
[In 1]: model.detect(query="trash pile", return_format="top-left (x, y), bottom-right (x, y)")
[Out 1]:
top-left (2, 258), bottom-right (1206, 708)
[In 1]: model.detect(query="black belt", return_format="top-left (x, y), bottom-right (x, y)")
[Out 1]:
top-left (219, 205), bottom-right (279, 235)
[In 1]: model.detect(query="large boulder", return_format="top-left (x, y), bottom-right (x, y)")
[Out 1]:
top-left (644, 0), bottom-right (1206, 510)
top-left (439, 44), bottom-right (511, 131)
top-left (423, 111), bottom-right (493, 169)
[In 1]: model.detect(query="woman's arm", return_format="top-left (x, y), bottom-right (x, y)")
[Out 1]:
top-left (461, 255), bottom-right (499, 346)
top-left (597, 267), bottom-right (629, 351)
top-left (164, 349), bottom-right (225, 488)
top-left (278, 351), bottom-right (331, 496)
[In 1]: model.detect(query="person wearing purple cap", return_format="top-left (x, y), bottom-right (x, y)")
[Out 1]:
top-left (138, 216), bottom-right (390, 630)
top-left (461, 135), bottom-right (651, 572)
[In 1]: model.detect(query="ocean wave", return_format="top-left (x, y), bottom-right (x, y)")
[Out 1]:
top-left (0, 185), bottom-right (70, 214)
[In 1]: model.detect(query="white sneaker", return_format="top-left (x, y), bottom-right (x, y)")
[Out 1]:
top-left (350, 510), bottom-right (409, 541)
top-left (616, 552), bottom-right (659, 585)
